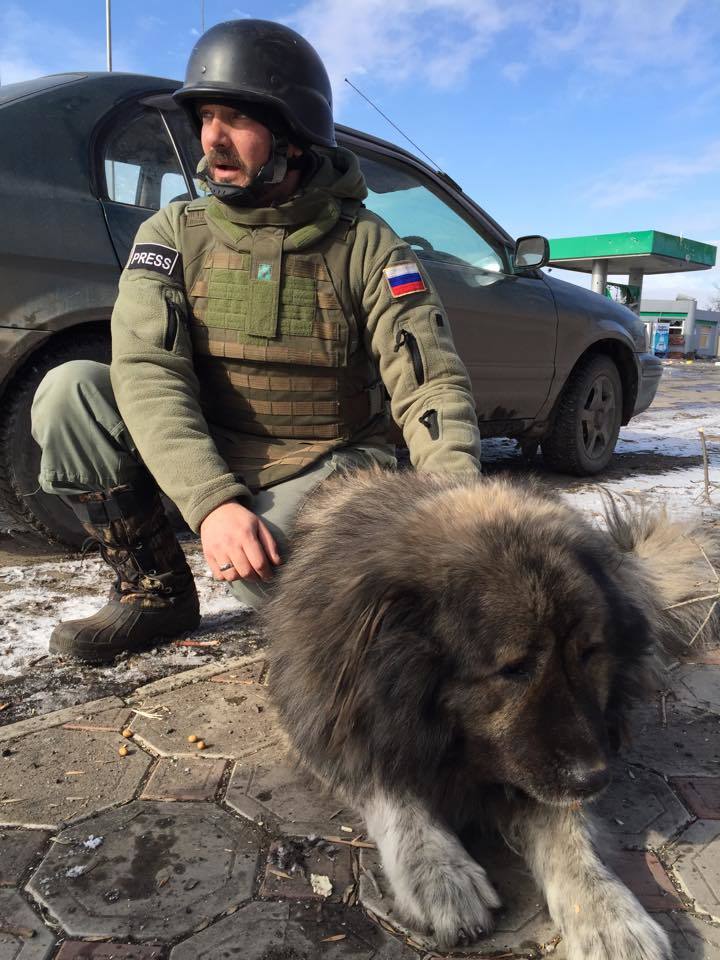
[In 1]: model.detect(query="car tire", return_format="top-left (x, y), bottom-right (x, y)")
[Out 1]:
top-left (541, 354), bottom-right (623, 476)
top-left (0, 332), bottom-right (111, 548)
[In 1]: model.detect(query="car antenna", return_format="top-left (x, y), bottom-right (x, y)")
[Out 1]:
top-left (343, 77), bottom-right (457, 186)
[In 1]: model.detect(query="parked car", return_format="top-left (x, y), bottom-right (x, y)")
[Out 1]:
top-left (0, 72), bottom-right (661, 546)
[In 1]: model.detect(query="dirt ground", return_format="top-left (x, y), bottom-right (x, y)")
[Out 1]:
top-left (2, 358), bottom-right (719, 728)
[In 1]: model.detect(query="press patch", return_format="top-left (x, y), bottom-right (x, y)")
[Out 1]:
top-left (384, 261), bottom-right (427, 298)
top-left (257, 262), bottom-right (273, 281)
top-left (126, 243), bottom-right (181, 277)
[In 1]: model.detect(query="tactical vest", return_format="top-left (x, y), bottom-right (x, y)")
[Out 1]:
top-left (178, 196), bottom-right (386, 490)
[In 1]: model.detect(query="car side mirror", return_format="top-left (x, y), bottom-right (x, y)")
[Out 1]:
top-left (513, 235), bottom-right (550, 271)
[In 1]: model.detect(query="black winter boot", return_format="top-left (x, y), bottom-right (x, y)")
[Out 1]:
top-left (50, 481), bottom-right (201, 664)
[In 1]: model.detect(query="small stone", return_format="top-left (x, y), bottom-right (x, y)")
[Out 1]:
top-left (196, 740), bottom-right (206, 751)
top-left (118, 745), bottom-right (129, 757)
top-left (187, 734), bottom-right (198, 743)
top-left (122, 728), bottom-right (134, 739)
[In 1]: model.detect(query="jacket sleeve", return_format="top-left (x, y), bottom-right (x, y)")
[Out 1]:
top-left (110, 207), bottom-right (252, 533)
top-left (352, 216), bottom-right (482, 475)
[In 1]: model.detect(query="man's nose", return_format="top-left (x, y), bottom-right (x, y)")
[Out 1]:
top-left (203, 118), bottom-right (230, 147)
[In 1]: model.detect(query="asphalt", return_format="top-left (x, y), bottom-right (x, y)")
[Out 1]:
top-left (1, 361), bottom-right (720, 958)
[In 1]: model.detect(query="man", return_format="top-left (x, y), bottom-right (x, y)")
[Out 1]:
top-left (31, 19), bottom-right (482, 664)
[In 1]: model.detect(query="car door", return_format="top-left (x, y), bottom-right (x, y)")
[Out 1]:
top-left (354, 148), bottom-right (559, 427)
top-left (99, 103), bottom-right (200, 267)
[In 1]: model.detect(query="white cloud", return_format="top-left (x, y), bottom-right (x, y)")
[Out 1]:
top-left (289, 0), bottom-right (527, 111)
top-left (0, 3), bottom-right (145, 84)
top-left (288, 0), bottom-right (718, 114)
top-left (584, 140), bottom-right (720, 209)
top-left (502, 61), bottom-right (529, 84)
top-left (533, 0), bottom-right (712, 78)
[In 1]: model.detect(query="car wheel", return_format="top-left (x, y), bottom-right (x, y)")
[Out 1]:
top-left (0, 332), bottom-right (111, 548)
top-left (541, 354), bottom-right (623, 476)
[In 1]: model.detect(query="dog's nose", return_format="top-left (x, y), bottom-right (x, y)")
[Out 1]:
top-left (564, 762), bottom-right (610, 797)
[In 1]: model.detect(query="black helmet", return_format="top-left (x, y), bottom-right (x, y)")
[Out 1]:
top-left (173, 19), bottom-right (336, 148)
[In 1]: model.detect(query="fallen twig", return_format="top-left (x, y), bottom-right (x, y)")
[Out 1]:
top-left (0, 924), bottom-right (34, 939)
top-left (689, 599), bottom-right (719, 646)
top-left (664, 591), bottom-right (720, 611)
top-left (174, 639), bottom-right (222, 648)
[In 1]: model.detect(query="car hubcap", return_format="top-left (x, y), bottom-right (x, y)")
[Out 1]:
top-left (581, 374), bottom-right (616, 459)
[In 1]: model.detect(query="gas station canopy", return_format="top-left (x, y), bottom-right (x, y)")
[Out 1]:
top-left (549, 230), bottom-right (716, 275)
top-left (546, 230), bottom-right (717, 308)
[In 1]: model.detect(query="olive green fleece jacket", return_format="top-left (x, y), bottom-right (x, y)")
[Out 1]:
top-left (110, 147), bottom-right (481, 533)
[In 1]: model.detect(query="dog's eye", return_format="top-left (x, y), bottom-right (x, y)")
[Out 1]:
top-left (580, 644), bottom-right (603, 664)
top-left (497, 660), bottom-right (532, 681)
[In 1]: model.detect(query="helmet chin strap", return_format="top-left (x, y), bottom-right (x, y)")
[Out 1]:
top-left (205, 136), bottom-right (289, 206)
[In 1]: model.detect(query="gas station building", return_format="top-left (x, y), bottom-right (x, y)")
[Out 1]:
top-left (548, 230), bottom-right (718, 358)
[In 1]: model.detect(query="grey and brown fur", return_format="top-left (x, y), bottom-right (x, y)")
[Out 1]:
top-left (266, 469), bottom-right (719, 958)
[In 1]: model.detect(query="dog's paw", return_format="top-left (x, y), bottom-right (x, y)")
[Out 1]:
top-left (396, 857), bottom-right (501, 950)
top-left (564, 903), bottom-right (671, 960)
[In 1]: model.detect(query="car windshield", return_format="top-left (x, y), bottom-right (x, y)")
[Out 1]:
top-left (356, 151), bottom-right (507, 274)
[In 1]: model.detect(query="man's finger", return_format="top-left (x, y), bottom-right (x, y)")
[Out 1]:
top-left (257, 521), bottom-right (282, 566)
top-left (242, 533), bottom-right (273, 581)
top-left (228, 546), bottom-right (255, 580)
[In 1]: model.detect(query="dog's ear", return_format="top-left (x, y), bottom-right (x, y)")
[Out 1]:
top-left (328, 590), bottom-right (457, 789)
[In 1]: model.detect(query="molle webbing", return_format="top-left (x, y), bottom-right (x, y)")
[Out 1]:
top-left (181, 200), bottom-right (384, 487)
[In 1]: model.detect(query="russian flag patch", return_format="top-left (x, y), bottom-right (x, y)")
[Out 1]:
top-left (383, 261), bottom-right (427, 298)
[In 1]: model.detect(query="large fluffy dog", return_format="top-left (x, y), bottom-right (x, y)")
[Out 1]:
top-left (266, 469), bottom-right (718, 960)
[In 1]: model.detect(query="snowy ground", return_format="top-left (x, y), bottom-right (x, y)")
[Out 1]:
top-left (1, 359), bottom-right (719, 724)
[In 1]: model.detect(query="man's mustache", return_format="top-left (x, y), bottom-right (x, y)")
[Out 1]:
top-left (207, 148), bottom-right (250, 174)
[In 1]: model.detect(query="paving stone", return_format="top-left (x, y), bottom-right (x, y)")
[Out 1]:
top-left (208, 660), bottom-right (268, 686)
top-left (656, 912), bottom-right (720, 959)
top-left (0, 699), bottom-right (125, 744)
top-left (672, 777), bottom-right (720, 818)
top-left (129, 679), bottom-right (281, 760)
top-left (259, 837), bottom-right (355, 902)
top-left (606, 850), bottom-right (685, 912)
top-left (128, 654), bottom-right (264, 701)
top-left (358, 838), bottom-right (559, 958)
top-left (26, 801), bottom-right (262, 939)
top-left (671, 666), bottom-right (720, 714)
top-left (54, 945), bottom-right (164, 959)
top-left (667, 819), bottom-right (720, 920)
top-left (621, 703), bottom-right (720, 777)
top-left (0, 889), bottom-right (54, 960)
top-left (169, 899), bottom-right (417, 959)
top-left (226, 753), bottom-right (356, 834)
top-left (593, 763), bottom-right (693, 850)
top-left (61, 706), bottom-right (133, 733)
top-left (683, 649), bottom-right (720, 666)
top-left (0, 830), bottom-right (49, 887)
top-left (0, 728), bottom-right (151, 829)
top-left (140, 758), bottom-right (227, 801)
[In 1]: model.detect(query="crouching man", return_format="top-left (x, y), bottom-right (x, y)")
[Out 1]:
top-left (31, 18), bottom-right (481, 664)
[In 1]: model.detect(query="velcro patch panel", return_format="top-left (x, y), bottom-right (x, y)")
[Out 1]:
top-left (126, 243), bottom-right (182, 278)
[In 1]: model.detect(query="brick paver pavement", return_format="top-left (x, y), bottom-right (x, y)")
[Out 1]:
top-left (1, 646), bottom-right (719, 959)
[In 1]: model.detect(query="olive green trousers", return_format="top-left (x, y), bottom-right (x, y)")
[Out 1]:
top-left (31, 360), bottom-right (395, 610)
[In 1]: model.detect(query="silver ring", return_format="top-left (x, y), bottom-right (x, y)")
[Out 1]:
top-left (219, 562), bottom-right (234, 572)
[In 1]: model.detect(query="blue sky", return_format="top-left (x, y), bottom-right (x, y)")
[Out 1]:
top-left (3, 0), bottom-right (720, 305)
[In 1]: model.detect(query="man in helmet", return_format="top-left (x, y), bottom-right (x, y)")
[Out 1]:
top-left (31, 19), bottom-right (482, 664)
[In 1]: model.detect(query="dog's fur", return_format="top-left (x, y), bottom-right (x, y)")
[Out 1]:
top-left (266, 469), bottom-right (719, 959)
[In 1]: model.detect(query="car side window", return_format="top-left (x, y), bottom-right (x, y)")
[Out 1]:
top-left (103, 109), bottom-right (188, 209)
top-left (356, 151), bottom-right (509, 278)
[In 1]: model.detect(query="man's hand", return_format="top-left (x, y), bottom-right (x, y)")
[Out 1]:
top-left (200, 501), bottom-right (281, 582)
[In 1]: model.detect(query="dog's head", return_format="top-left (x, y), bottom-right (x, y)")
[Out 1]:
top-left (268, 472), bottom-right (660, 809)
top-left (354, 482), bottom-right (656, 808)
